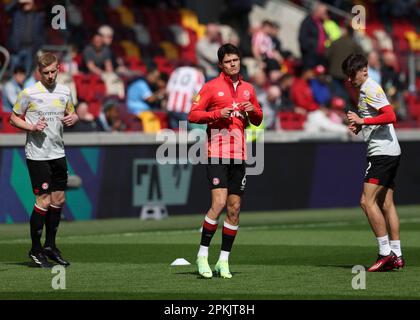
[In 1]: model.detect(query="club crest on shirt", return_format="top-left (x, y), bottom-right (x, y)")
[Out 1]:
top-left (243, 90), bottom-right (250, 98)
top-left (218, 91), bottom-right (224, 97)
top-left (192, 94), bottom-right (200, 103)
top-left (212, 178), bottom-right (220, 185)
top-left (59, 96), bottom-right (66, 104)
top-left (41, 182), bottom-right (49, 190)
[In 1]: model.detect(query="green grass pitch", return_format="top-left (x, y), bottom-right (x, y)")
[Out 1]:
top-left (0, 206), bottom-right (419, 300)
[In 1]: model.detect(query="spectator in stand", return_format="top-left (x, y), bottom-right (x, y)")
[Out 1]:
top-left (65, 102), bottom-right (98, 132)
top-left (298, 1), bottom-right (329, 69)
top-left (290, 66), bottom-right (347, 133)
top-left (258, 85), bottom-right (282, 130)
top-left (98, 25), bottom-right (136, 77)
top-left (367, 51), bottom-right (382, 85)
top-left (252, 20), bottom-right (283, 82)
top-left (196, 23), bottom-right (222, 80)
top-left (96, 99), bottom-right (126, 132)
top-left (82, 34), bottom-right (114, 75)
top-left (6, 0), bottom-right (45, 76)
top-left (165, 64), bottom-right (205, 130)
top-left (253, 70), bottom-right (268, 101)
top-left (309, 64), bottom-right (331, 107)
top-left (61, 45), bottom-right (80, 75)
top-left (126, 68), bottom-right (166, 116)
top-left (23, 67), bottom-right (40, 88)
top-left (2, 65), bottom-right (26, 112)
top-left (323, 15), bottom-right (341, 48)
top-left (326, 23), bottom-right (363, 103)
top-left (98, 25), bottom-right (117, 69)
top-left (381, 51), bottom-right (407, 119)
top-left (278, 73), bottom-right (295, 111)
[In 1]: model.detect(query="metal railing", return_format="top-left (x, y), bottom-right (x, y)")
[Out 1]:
top-left (0, 46), bottom-right (10, 82)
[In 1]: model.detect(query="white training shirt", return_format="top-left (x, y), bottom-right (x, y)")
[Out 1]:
top-left (357, 77), bottom-right (401, 157)
top-left (13, 81), bottom-right (75, 160)
top-left (166, 66), bottom-right (205, 113)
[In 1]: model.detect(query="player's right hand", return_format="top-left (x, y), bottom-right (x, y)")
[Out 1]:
top-left (220, 107), bottom-right (234, 119)
top-left (32, 118), bottom-right (48, 132)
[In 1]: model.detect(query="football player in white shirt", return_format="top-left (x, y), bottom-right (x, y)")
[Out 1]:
top-left (10, 52), bottom-right (78, 268)
top-left (342, 53), bottom-right (404, 272)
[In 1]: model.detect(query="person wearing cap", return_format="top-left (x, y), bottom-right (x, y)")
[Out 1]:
top-left (310, 64), bottom-right (331, 107)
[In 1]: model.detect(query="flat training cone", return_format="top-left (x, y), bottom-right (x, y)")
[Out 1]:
top-left (171, 258), bottom-right (191, 266)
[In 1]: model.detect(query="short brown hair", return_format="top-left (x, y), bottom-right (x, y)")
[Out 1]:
top-left (37, 52), bottom-right (58, 69)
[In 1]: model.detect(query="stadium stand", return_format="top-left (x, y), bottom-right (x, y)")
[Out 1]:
top-left (0, 0), bottom-right (419, 133)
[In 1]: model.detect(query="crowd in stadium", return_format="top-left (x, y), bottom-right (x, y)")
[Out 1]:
top-left (0, 0), bottom-right (419, 133)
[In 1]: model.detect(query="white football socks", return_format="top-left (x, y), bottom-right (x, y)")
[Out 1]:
top-left (198, 245), bottom-right (209, 257)
top-left (390, 240), bottom-right (402, 257)
top-left (377, 235), bottom-right (391, 256)
top-left (219, 250), bottom-right (230, 262)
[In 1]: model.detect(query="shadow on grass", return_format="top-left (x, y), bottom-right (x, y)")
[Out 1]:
top-left (3, 262), bottom-right (43, 268)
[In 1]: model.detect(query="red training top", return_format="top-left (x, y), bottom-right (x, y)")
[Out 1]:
top-left (188, 72), bottom-right (263, 160)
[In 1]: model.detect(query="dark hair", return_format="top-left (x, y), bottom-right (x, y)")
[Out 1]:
top-left (341, 53), bottom-right (367, 77)
top-left (13, 65), bottom-right (26, 74)
top-left (217, 43), bottom-right (241, 63)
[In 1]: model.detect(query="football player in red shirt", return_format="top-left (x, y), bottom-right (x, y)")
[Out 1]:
top-left (189, 43), bottom-right (263, 278)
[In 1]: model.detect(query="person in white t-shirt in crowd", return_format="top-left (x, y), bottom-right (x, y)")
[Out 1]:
top-left (343, 53), bottom-right (404, 273)
top-left (196, 23), bottom-right (222, 80)
top-left (165, 64), bottom-right (205, 130)
top-left (251, 20), bottom-right (284, 82)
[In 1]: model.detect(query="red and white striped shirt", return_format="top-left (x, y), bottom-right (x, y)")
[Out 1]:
top-left (166, 66), bottom-right (205, 113)
top-left (252, 30), bottom-right (276, 59)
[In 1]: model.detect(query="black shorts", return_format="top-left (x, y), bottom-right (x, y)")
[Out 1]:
top-left (26, 157), bottom-right (68, 195)
top-left (206, 160), bottom-right (246, 196)
top-left (364, 155), bottom-right (400, 188)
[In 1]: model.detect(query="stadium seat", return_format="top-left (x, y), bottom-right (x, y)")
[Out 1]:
top-left (0, 95), bottom-right (20, 133)
top-left (118, 102), bottom-right (142, 131)
top-left (87, 100), bottom-right (102, 118)
top-left (116, 6), bottom-right (135, 27)
top-left (159, 41), bottom-right (179, 61)
top-left (73, 74), bottom-right (107, 102)
top-left (153, 56), bottom-right (174, 75)
top-left (277, 111), bottom-right (306, 130)
top-left (125, 56), bottom-right (147, 74)
top-left (153, 111), bottom-right (169, 130)
top-left (120, 40), bottom-right (141, 59)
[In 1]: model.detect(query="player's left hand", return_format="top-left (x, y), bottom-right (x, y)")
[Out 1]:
top-left (347, 111), bottom-right (363, 125)
top-left (62, 113), bottom-right (79, 127)
top-left (348, 122), bottom-right (362, 135)
top-left (240, 102), bottom-right (255, 112)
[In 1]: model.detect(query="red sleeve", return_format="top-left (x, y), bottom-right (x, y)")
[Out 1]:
top-left (188, 84), bottom-right (221, 124)
top-left (363, 105), bottom-right (396, 125)
top-left (247, 87), bottom-right (263, 126)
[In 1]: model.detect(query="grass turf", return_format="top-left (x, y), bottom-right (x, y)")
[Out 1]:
top-left (0, 206), bottom-right (419, 300)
